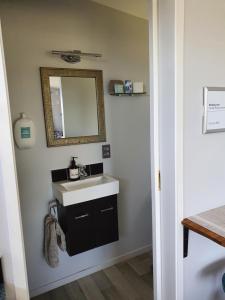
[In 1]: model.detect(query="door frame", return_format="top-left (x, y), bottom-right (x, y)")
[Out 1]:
top-left (149, 0), bottom-right (184, 299)
top-left (0, 1), bottom-right (185, 298)
top-left (0, 21), bottom-right (29, 299)
top-left (149, 1), bottom-right (162, 299)
top-left (174, 1), bottom-right (185, 299)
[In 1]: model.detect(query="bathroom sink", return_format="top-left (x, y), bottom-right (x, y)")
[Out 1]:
top-left (53, 174), bottom-right (119, 206)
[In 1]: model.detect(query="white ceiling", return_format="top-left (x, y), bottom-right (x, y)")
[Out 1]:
top-left (90, 0), bottom-right (148, 20)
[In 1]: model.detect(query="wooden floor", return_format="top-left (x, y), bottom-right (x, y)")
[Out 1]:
top-left (33, 252), bottom-right (153, 300)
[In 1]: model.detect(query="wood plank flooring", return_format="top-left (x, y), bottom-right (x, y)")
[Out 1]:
top-left (32, 253), bottom-right (153, 300)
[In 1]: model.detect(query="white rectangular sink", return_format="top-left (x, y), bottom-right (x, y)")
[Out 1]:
top-left (53, 174), bottom-right (119, 206)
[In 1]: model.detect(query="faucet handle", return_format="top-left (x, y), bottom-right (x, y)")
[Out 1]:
top-left (78, 164), bottom-right (88, 177)
top-left (78, 163), bottom-right (86, 169)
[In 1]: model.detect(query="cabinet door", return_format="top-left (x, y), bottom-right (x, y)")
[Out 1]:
top-left (94, 195), bottom-right (119, 247)
top-left (66, 201), bottom-right (95, 256)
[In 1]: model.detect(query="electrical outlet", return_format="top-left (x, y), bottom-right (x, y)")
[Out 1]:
top-left (102, 144), bottom-right (111, 159)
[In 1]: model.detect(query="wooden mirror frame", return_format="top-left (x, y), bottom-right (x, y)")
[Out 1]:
top-left (40, 67), bottom-right (106, 147)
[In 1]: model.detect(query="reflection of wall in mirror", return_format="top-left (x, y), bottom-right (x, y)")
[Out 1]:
top-left (49, 77), bottom-right (65, 138)
top-left (61, 77), bottom-right (99, 137)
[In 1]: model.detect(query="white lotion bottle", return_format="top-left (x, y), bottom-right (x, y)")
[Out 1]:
top-left (14, 113), bottom-right (35, 149)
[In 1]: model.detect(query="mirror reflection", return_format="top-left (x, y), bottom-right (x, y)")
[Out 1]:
top-left (49, 76), bottom-right (99, 139)
top-left (40, 67), bottom-right (106, 147)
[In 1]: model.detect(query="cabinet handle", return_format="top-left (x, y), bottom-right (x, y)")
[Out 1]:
top-left (100, 207), bottom-right (114, 213)
top-left (75, 213), bottom-right (89, 220)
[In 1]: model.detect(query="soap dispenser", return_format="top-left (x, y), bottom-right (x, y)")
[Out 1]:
top-left (68, 157), bottom-right (80, 181)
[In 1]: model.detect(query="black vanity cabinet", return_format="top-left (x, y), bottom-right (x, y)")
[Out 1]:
top-left (95, 196), bottom-right (119, 247)
top-left (65, 201), bottom-right (95, 256)
top-left (57, 195), bottom-right (119, 256)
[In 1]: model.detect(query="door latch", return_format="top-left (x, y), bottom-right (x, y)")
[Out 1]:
top-left (157, 170), bottom-right (161, 191)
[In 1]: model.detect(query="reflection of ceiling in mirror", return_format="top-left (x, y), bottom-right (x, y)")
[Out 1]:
top-left (90, 0), bottom-right (148, 20)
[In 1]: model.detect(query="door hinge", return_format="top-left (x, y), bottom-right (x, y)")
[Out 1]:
top-left (157, 170), bottom-right (161, 191)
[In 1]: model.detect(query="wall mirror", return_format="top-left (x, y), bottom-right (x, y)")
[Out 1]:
top-left (40, 67), bottom-right (106, 147)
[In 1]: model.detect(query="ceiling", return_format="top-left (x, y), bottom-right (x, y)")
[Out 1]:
top-left (90, 0), bottom-right (148, 20)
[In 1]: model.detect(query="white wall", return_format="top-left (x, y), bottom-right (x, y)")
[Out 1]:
top-left (184, 1), bottom-right (225, 299)
top-left (0, 0), bottom-right (151, 296)
top-left (0, 23), bottom-right (29, 300)
top-left (91, 0), bottom-right (148, 20)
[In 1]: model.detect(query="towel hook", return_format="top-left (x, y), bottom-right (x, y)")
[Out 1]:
top-left (48, 200), bottom-right (57, 217)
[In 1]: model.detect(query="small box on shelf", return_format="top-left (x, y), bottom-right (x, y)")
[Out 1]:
top-left (133, 82), bottom-right (144, 93)
top-left (114, 84), bottom-right (124, 94)
top-left (124, 80), bottom-right (133, 94)
top-left (108, 80), bottom-right (124, 95)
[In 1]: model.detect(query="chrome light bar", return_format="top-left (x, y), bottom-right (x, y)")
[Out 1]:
top-left (51, 50), bottom-right (102, 63)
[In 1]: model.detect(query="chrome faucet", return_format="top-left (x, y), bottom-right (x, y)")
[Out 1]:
top-left (78, 164), bottom-right (88, 179)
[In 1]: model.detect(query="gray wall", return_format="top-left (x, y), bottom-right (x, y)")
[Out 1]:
top-left (0, 0), bottom-right (151, 295)
top-left (184, 1), bottom-right (225, 299)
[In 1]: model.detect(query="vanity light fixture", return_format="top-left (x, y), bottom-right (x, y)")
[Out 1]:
top-left (51, 50), bottom-right (102, 63)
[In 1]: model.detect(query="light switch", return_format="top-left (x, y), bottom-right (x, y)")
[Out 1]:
top-left (102, 144), bottom-right (111, 159)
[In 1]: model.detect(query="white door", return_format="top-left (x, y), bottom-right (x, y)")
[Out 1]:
top-left (149, 0), bottom-right (184, 299)
top-left (0, 21), bottom-right (29, 300)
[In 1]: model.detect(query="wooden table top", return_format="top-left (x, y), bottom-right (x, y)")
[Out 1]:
top-left (182, 205), bottom-right (225, 247)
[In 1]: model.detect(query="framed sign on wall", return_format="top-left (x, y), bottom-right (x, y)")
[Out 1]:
top-left (203, 87), bottom-right (225, 134)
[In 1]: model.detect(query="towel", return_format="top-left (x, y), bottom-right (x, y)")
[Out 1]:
top-left (44, 214), bottom-right (66, 268)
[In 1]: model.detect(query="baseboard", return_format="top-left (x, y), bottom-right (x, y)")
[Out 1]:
top-left (30, 244), bottom-right (152, 297)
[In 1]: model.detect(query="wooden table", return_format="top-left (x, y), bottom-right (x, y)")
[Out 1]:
top-left (182, 205), bottom-right (225, 257)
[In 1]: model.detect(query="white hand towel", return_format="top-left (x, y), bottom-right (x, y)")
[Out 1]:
top-left (44, 214), bottom-right (66, 268)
